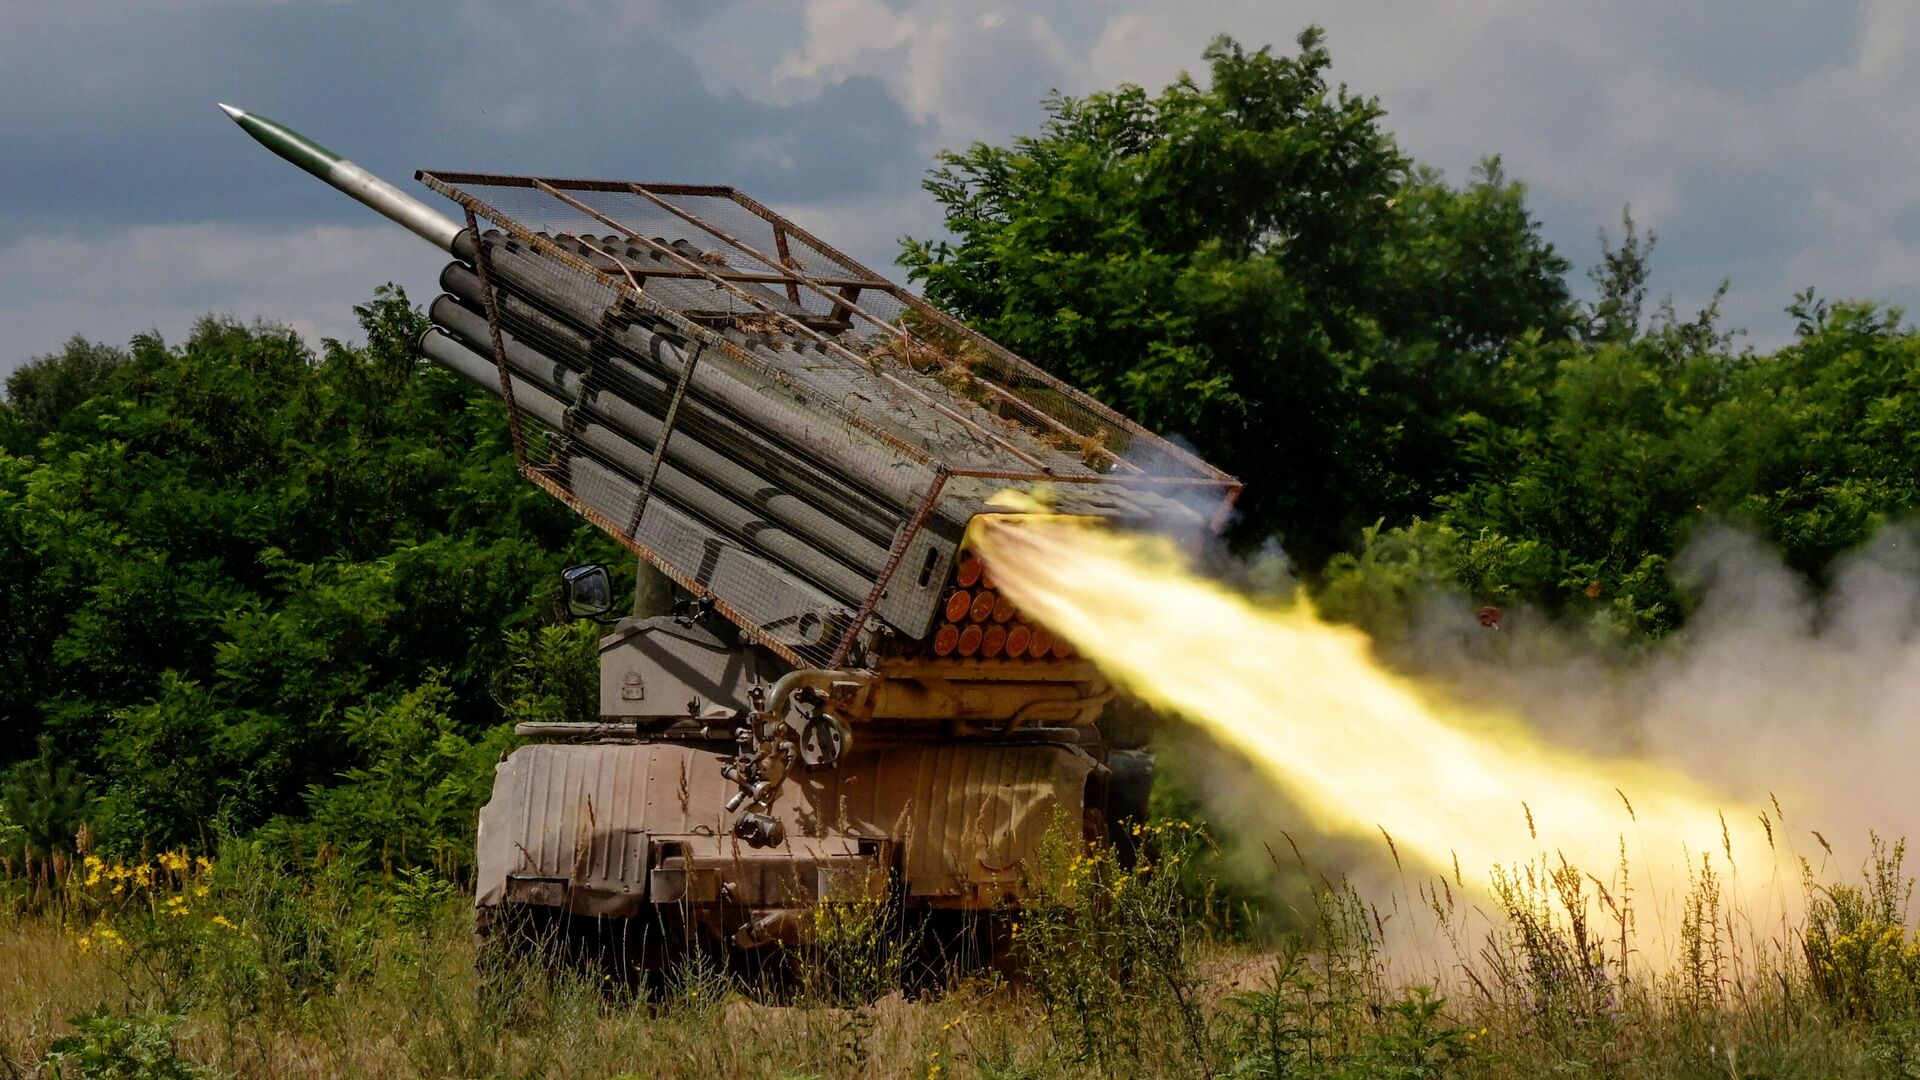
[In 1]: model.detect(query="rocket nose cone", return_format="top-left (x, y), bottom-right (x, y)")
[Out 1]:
top-left (217, 102), bottom-right (246, 121)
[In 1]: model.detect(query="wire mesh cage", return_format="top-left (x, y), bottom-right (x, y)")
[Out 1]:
top-left (415, 171), bottom-right (1240, 670)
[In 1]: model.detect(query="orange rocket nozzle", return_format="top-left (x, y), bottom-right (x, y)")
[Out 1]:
top-left (945, 590), bottom-right (974, 624)
top-left (969, 590), bottom-right (997, 623)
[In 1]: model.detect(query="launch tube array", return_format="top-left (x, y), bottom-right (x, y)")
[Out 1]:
top-left (425, 228), bottom-right (952, 647)
top-left (215, 102), bottom-right (1243, 664)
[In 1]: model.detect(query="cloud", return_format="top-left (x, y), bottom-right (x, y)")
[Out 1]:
top-left (7, 0), bottom-right (1920, 374)
top-left (683, 0), bottom-right (1920, 341)
top-left (676, 0), bottom-right (1078, 150)
top-left (0, 223), bottom-right (439, 363)
top-left (771, 189), bottom-right (947, 280)
top-left (0, 0), bottom-right (930, 371)
top-left (1073, 0), bottom-right (1913, 338)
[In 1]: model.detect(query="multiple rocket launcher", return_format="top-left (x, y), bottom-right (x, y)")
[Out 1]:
top-left (220, 105), bottom-right (1239, 672)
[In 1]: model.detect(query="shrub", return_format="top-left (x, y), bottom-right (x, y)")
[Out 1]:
top-left (41, 1009), bottom-right (210, 1080)
top-left (1804, 835), bottom-right (1920, 1021)
top-left (1015, 819), bottom-right (1212, 1070)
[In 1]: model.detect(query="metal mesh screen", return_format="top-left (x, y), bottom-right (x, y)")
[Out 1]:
top-left (414, 171), bottom-right (1239, 669)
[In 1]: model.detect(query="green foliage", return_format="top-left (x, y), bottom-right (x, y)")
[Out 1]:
top-left (494, 621), bottom-right (602, 726)
top-left (1435, 299), bottom-right (1920, 634)
top-left (296, 677), bottom-right (516, 875)
top-left (387, 866), bottom-right (461, 931)
top-left (1014, 819), bottom-right (1213, 1071)
top-left (1, 336), bottom-right (130, 456)
top-left (1316, 520), bottom-right (1470, 635)
top-left (41, 1010), bottom-right (210, 1080)
top-left (0, 286), bottom-right (618, 856)
top-left (904, 30), bottom-right (1572, 560)
top-left (0, 750), bottom-right (94, 859)
top-left (19, 841), bottom-right (1920, 1078)
top-left (1805, 836), bottom-right (1920, 1021)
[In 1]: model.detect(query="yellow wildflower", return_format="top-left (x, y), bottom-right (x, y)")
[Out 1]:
top-left (211, 914), bottom-right (237, 930)
top-left (193, 885), bottom-right (210, 899)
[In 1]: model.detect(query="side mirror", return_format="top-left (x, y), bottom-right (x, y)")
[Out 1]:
top-left (561, 563), bottom-right (615, 621)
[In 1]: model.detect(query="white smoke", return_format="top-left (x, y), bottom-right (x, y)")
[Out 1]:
top-left (1395, 525), bottom-right (1920, 871)
top-left (1159, 522), bottom-right (1920, 940)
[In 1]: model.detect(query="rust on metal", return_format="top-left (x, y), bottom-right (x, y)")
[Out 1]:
top-left (627, 180), bottom-right (1144, 473)
top-left (419, 168), bottom-right (1241, 670)
top-left (418, 170), bottom-right (941, 469)
top-left (476, 741), bottom-right (1097, 919)
top-left (828, 468), bottom-right (950, 669)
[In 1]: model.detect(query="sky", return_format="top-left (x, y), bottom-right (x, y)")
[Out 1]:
top-left (4, 0), bottom-right (1918, 376)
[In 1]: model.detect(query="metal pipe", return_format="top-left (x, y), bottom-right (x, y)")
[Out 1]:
top-left (420, 328), bottom-right (876, 608)
top-left (444, 233), bottom-right (967, 503)
top-left (438, 258), bottom-right (930, 522)
top-left (430, 293), bottom-right (896, 573)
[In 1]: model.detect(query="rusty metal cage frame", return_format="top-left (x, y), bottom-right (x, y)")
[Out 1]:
top-left (418, 171), bottom-right (1241, 669)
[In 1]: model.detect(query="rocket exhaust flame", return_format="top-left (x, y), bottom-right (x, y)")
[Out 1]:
top-left (968, 512), bottom-right (1783, 917)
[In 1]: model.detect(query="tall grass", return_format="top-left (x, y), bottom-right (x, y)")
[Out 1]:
top-left (9, 828), bottom-right (1920, 1078)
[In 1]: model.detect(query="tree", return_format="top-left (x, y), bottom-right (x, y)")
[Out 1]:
top-left (1583, 209), bottom-right (1656, 343)
top-left (903, 30), bottom-right (1572, 562)
top-left (1395, 296), bottom-right (1920, 636)
top-left (0, 287), bottom-right (622, 852)
top-left (0, 752), bottom-right (93, 860)
top-left (0, 336), bottom-right (129, 454)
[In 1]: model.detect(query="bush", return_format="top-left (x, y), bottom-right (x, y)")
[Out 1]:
top-left (1805, 835), bottom-right (1920, 1021)
top-left (41, 1010), bottom-right (209, 1080)
top-left (296, 677), bottom-right (516, 876)
top-left (1015, 819), bottom-right (1212, 1070)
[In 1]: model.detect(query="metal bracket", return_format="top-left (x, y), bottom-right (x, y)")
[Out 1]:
top-left (624, 339), bottom-right (704, 540)
top-left (464, 208), bottom-right (527, 468)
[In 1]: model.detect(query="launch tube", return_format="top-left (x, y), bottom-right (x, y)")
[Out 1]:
top-left (428, 272), bottom-right (901, 546)
top-left (443, 236), bottom-right (939, 512)
top-left (436, 260), bottom-right (926, 527)
top-left (420, 328), bottom-right (875, 608)
top-left (420, 330), bottom-right (844, 645)
top-left (428, 294), bottom-right (892, 577)
top-left (221, 102), bottom-right (961, 642)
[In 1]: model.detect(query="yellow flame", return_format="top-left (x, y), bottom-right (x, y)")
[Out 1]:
top-left (969, 513), bottom-right (1774, 895)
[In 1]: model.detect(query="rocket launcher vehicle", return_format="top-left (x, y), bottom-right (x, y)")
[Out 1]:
top-left (219, 104), bottom-right (1240, 689)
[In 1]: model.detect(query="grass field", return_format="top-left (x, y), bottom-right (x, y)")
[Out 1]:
top-left (9, 827), bottom-right (1920, 1079)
